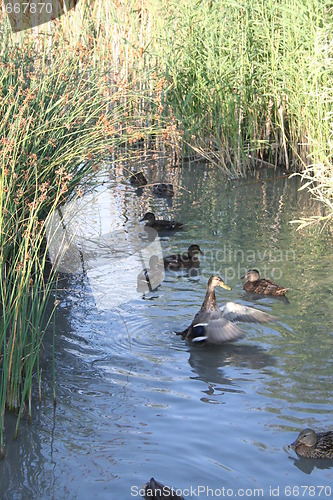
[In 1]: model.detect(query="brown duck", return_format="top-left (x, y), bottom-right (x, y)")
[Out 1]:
top-left (241, 269), bottom-right (289, 296)
top-left (153, 183), bottom-right (174, 197)
top-left (164, 244), bottom-right (202, 270)
top-left (144, 478), bottom-right (184, 499)
top-left (129, 171), bottom-right (147, 186)
top-left (289, 428), bottom-right (333, 458)
top-left (140, 212), bottom-right (184, 232)
top-left (178, 276), bottom-right (276, 345)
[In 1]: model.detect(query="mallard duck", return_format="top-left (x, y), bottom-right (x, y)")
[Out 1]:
top-left (140, 212), bottom-right (184, 232)
top-left (289, 428), bottom-right (333, 459)
top-left (241, 269), bottom-right (289, 296)
top-left (129, 171), bottom-right (147, 186)
top-left (144, 478), bottom-right (184, 500)
top-left (164, 244), bottom-right (203, 270)
top-left (178, 276), bottom-right (276, 345)
top-left (152, 183), bottom-right (174, 197)
top-left (137, 255), bottom-right (164, 293)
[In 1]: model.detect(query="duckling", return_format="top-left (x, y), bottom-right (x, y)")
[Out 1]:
top-left (289, 428), bottom-right (333, 459)
top-left (140, 212), bottom-right (184, 232)
top-left (178, 275), bottom-right (276, 345)
top-left (129, 171), bottom-right (147, 186)
top-left (137, 255), bottom-right (164, 293)
top-left (152, 183), bottom-right (174, 197)
top-left (241, 269), bottom-right (289, 296)
top-left (144, 478), bottom-right (184, 500)
top-left (164, 244), bottom-right (203, 270)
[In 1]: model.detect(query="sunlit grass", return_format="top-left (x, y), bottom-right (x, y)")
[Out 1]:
top-left (0, 1), bottom-right (163, 456)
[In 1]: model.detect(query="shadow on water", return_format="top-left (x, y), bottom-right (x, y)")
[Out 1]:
top-left (188, 343), bottom-right (275, 387)
top-left (289, 455), bottom-right (333, 474)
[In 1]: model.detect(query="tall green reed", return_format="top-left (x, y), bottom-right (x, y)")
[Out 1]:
top-left (156, 0), bottom-right (332, 185)
top-left (0, 0), bottom-right (163, 455)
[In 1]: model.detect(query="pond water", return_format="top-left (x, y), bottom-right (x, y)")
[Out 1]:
top-left (1, 161), bottom-right (333, 499)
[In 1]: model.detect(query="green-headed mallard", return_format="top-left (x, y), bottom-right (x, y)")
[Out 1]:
top-left (137, 255), bottom-right (164, 293)
top-left (144, 478), bottom-right (184, 500)
top-left (152, 183), bottom-right (174, 197)
top-left (164, 244), bottom-right (203, 270)
top-left (130, 171), bottom-right (147, 186)
top-left (289, 428), bottom-right (333, 458)
top-left (178, 275), bottom-right (276, 345)
top-left (241, 269), bottom-right (289, 296)
top-left (140, 212), bottom-right (184, 232)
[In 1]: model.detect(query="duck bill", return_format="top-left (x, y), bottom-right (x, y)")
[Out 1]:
top-left (240, 275), bottom-right (245, 280)
top-left (289, 440), bottom-right (297, 450)
top-left (219, 281), bottom-right (231, 291)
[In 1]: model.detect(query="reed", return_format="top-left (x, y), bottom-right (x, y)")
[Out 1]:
top-left (0, 0), bottom-right (163, 453)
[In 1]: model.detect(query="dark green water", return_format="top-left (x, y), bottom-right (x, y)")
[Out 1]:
top-left (1, 162), bottom-right (332, 499)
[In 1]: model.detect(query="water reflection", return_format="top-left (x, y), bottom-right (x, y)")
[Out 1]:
top-left (188, 343), bottom-right (275, 388)
top-left (1, 411), bottom-right (55, 499)
top-left (3, 161), bottom-right (333, 497)
top-left (289, 456), bottom-right (333, 474)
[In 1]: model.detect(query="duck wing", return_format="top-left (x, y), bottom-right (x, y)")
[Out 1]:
top-left (221, 302), bottom-right (277, 323)
top-left (185, 309), bottom-right (244, 344)
top-left (155, 220), bottom-right (184, 231)
top-left (163, 253), bottom-right (181, 269)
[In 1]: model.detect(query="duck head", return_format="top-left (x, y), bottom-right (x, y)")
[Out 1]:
top-left (140, 212), bottom-right (156, 223)
top-left (289, 428), bottom-right (317, 450)
top-left (207, 275), bottom-right (231, 291)
top-left (188, 244), bottom-right (203, 257)
top-left (241, 269), bottom-right (260, 282)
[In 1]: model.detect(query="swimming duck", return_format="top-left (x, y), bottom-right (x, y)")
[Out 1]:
top-left (241, 269), bottom-right (289, 296)
top-left (140, 212), bottom-right (184, 232)
top-left (152, 183), bottom-right (174, 197)
top-left (129, 171), bottom-right (147, 186)
top-left (289, 428), bottom-right (333, 459)
top-left (164, 244), bottom-right (203, 270)
top-left (178, 276), bottom-right (276, 345)
top-left (144, 478), bottom-right (184, 500)
top-left (137, 255), bottom-right (164, 293)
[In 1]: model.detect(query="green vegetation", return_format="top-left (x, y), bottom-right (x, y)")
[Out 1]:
top-left (0, 2), bottom-right (162, 457)
top-left (0, 0), bottom-right (332, 455)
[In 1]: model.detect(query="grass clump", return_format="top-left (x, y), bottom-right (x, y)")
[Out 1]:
top-left (0, 2), bottom-right (162, 456)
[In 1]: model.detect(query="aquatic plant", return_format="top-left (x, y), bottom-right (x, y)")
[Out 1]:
top-left (0, 1), bottom-right (161, 456)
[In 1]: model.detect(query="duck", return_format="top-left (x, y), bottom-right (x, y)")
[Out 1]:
top-left (129, 171), bottom-right (147, 186)
top-left (164, 244), bottom-right (203, 270)
top-left (137, 255), bottom-right (164, 293)
top-left (140, 212), bottom-right (184, 232)
top-left (178, 275), bottom-right (276, 345)
top-left (241, 269), bottom-right (289, 296)
top-left (144, 478), bottom-right (184, 500)
top-left (152, 183), bottom-right (174, 197)
top-left (289, 428), bottom-right (333, 459)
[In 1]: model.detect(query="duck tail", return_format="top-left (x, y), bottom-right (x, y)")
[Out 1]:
top-left (175, 328), bottom-right (188, 339)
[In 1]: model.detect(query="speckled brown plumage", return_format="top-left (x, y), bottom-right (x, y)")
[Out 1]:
top-left (241, 269), bottom-right (289, 296)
